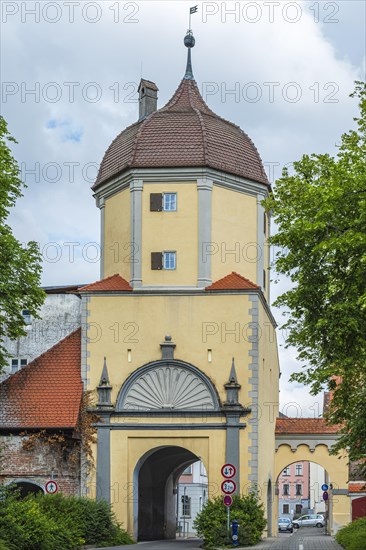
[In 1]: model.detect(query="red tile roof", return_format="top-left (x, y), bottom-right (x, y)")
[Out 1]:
top-left (206, 272), bottom-right (259, 291)
top-left (94, 79), bottom-right (269, 189)
top-left (0, 329), bottom-right (83, 429)
top-left (349, 483), bottom-right (366, 493)
top-left (78, 274), bottom-right (132, 292)
top-left (276, 418), bottom-right (340, 434)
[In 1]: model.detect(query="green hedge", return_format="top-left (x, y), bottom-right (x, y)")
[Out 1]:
top-left (193, 492), bottom-right (266, 549)
top-left (336, 518), bottom-right (366, 550)
top-left (0, 485), bottom-right (134, 549)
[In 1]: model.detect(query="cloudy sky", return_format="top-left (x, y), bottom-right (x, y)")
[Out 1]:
top-left (2, 0), bottom-right (365, 416)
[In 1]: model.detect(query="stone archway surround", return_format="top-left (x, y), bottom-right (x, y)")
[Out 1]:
top-left (275, 440), bottom-right (350, 535)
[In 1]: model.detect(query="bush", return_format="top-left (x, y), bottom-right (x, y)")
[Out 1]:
top-left (336, 518), bottom-right (366, 550)
top-left (193, 492), bottom-right (266, 549)
top-left (0, 487), bottom-right (134, 549)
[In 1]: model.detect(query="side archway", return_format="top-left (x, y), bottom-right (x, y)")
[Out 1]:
top-left (6, 479), bottom-right (45, 498)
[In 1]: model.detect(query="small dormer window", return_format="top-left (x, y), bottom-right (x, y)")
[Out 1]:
top-left (11, 358), bottom-right (28, 373)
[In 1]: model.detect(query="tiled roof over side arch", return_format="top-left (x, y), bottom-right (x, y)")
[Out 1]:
top-left (0, 329), bottom-right (82, 429)
top-left (275, 418), bottom-right (340, 434)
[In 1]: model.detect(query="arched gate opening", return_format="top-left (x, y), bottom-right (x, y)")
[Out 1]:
top-left (134, 445), bottom-right (203, 541)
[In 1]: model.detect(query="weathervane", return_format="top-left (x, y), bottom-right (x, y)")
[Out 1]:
top-left (188, 4), bottom-right (198, 32)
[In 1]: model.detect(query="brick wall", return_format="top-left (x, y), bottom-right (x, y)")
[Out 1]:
top-left (0, 434), bottom-right (80, 496)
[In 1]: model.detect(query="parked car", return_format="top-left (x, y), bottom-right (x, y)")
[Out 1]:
top-left (278, 517), bottom-right (294, 533)
top-left (292, 514), bottom-right (325, 528)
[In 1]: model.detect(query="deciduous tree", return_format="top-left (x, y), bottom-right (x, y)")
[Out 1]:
top-left (0, 116), bottom-right (45, 373)
top-left (264, 82), bottom-right (366, 472)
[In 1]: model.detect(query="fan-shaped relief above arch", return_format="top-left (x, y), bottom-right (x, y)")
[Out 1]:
top-left (116, 361), bottom-right (220, 411)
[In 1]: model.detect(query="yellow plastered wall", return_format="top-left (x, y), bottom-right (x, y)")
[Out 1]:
top-left (275, 444), bottom-right (350, 534)
top-left (87, 293), bottom-right (254, 406)
top-left (142, 183), bottom-right (198, 286)
top-left (211, 186), bottom-right (257, 284)
top-left (104, 189), bottom-right (131, 280)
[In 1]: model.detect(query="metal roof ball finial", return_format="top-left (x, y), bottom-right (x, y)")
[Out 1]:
top-left (184, 31), bottom-right (195, 49)
top-left (184, 30), bottom-right (195, 80)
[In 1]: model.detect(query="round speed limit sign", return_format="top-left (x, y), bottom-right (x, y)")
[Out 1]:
top-left (221, 479), bottom-right (236, 494)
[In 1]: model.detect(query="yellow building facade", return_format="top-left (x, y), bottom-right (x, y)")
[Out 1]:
top-left (78, 31), bottom-right (350, 541)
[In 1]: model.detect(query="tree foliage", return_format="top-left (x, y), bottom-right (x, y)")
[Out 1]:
top-left (0, 486), bottom-right (134, 549)
top-left (193, 493), bottom-right (266, 548)
top-left (0, 116), bottom-right (45, 373)
top-left (264, 82), bottom-right (366, 470)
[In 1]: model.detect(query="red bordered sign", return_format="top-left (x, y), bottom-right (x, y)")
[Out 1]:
top-left (45, 480), bottom-right (58, 494)
top-left (221, 463), bottom-right (236, 479)
top-left (221, 479), bottom-right (236, 495)
top-left (223, 495), bottom-right (233, 507)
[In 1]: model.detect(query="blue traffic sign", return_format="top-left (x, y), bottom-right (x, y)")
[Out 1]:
top-left (322, 484), bottom-right (329, 491)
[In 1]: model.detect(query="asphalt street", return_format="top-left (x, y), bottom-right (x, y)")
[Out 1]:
top-left (95, 527), bottom-right (343, 550)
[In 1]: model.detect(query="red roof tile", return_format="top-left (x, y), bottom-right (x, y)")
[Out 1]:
top-left (94, 79), bottom-right (269, 189)
top-left (206, 272), bottom-right (259, 291)
top-left (349, 483), bottom-right (366, 493)
top-left (78, 274), bottom-right (132, 292)
top-left (276, 418), bottom-right (340, 434)
top-left (0, 329), bottom-right (82, 429)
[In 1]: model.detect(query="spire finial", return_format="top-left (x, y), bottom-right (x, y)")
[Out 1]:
top-left (229, 357), bottom-right (238, 384)
top-left (184, 6), bottom-right (198, 80)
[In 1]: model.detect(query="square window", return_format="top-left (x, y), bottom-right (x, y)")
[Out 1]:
top-left (163, 193), bottom-right (177, 211)
top-left (182, 465), bottom-right (192, 475)
top-left (11, 359), bottom-right (19, 373)
top-left (163, 251), bottom-right (176, 270)
top-left (283, 504), bottom-right (289, 514)
top-left (296, 484), bottom-right (302, 496)
top-left (295, 464), bottom-right (303, 476)
top-left (283, 484), bottom-right (290, 496)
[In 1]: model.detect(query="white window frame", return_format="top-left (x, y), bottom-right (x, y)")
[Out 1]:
top-left (163, 193), bottom-right (177, 212)
top-left (163, 251), bottom-right (176, 270)
top-left (182, 465), bottom-right (192, 475)
top-left (181, 495), bottom-right (191, 517)
top-left (283, 466), bottom-right (290, 476)
top-left (11, 358), bottom-right (28, 373)
top-left (22, 309), bottom-right (32, 325)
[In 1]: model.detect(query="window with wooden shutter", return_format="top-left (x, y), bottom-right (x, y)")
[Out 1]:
top-left (151, 252), bottom-right (163, 270)
top-left (150, 193), bottom-right (163, 211)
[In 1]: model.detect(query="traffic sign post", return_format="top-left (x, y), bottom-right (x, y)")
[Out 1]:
top-left (221, 463), bottom-right (238, 545)
top-left (323, 486), bottom-right (329, 535)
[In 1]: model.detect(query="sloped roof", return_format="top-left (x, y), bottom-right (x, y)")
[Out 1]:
top-left (206, 272), bottom-right (259, 291)
top-left (0, 329), bottom-right (83, 429)
top-left (94, 78), bottom-right (269, 189)
top-left (349, 483), bottom-right (366, 493)
top-left (78, 274), bottom-right (132, 292)
top-left (275, 418), bottom-right (340, 434)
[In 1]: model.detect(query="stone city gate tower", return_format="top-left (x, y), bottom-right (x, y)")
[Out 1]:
top-left (81, 31), bottom-right (279, 540)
